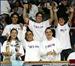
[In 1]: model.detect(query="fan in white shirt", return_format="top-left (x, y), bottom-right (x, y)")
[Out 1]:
top-left (54, 5), bottom-right (74, 60)
top-left (23, 4), bottom-right (53, 41)
top-left (2, 28), bottom-right (24, 61)
top-left (40, 27), bottom-right (62, 61)
top-left (2, 13), bottom-right (22, 40)
top-left (22, 29), bottom-right (40, 61)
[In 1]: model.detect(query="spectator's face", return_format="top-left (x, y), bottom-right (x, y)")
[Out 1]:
top-left (58, 18), bottom-right (65, 26)
top-left (26, 31), bottom-right (33, 41)
top-left (10, 30), bottom-right (17, 40)
top-left (36, 14), bottom-right (43, 23)
top-left (11, 15), bottom-right (18, 24)
top-left (45, 29), bottom-right (53, 40)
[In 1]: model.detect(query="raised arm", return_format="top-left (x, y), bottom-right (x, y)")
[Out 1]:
top-left (53, 7), bottom-right (58, 26)
top-left (47, 5), bottom-right (54, 24)
top-left (52, 2), bottom-right (58, 26)
top-left (67, 6), bottom-right (74, 25)
top-left (23, 4), bottom-right (29, 25)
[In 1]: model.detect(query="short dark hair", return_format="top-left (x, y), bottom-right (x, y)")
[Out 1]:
top-left (45, 26), bottom-right (55, 37)
top-left (36, 12), bottom-right (44, 18)
top-left (7, 28), bottom-right (19, 42)
top-left (11, 12), bottom-right (19, 18)
top-left (25, 27), bottom-right (33, 41)
top-left (45, 26), bottom-right (55, 32)
top-left (58, 16), bottom-right (68, 23)
top-left (10, 28), bottom-right (18, 34)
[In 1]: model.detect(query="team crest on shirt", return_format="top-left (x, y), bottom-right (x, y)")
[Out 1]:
top-left (34, 25), bottom-right (43, 28)
top-left (60, 29), bottom-right (67, 32)
top-left (45, 44), bottom-right (55, 48)
top-left (28, 45), bottom-right (39, 48)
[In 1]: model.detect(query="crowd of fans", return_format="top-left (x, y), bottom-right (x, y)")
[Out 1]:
top-left (0, 0), bottom-right (75, 62)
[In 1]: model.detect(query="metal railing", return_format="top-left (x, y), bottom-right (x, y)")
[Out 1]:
top-left (0, 61), bottom-right (69, 66)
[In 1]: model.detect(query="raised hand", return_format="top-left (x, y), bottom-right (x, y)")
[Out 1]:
top-left (69, 6), bottom-right (74, 13)
top-left (23, 4), bottom-right (28, 9)
top-left (47, 5), bottom-right (52, 10)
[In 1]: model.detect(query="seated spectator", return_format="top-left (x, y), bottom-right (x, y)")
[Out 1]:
top-left (54, 5), bottom-right (74, 60)
top-left (40, 27), bottom-right (62, 61)
top-left (2, 28), bottom-right (24, 61)
top-left (22, 28), bottom-right (40, 61)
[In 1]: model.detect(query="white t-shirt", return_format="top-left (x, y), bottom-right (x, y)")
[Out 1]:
top-left (1, 1), bottom-right (11, 15)
top-left (28, 20), bottom-right (50, 41)
top-left (67, 52), bottom-right (75, 61)
top-left (40, 37), bottom-right (62, 61)
top-left (56, 23), bottom-right (71, 50)
top-left (2, 40), bottom-right (24, 61)
top-left (22, 40), bottom-right (40, 61)
top-left (2, 24), bottom-right (22, 40)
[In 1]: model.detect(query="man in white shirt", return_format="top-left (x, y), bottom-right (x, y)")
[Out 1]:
top-left (40, 27), bottom-right (62, 61)
top-left (54, 5), bottom-right (74, 60)
top-left (23, 4), bottom-right (53, 41)
top-left (2, 28), bottom-right (24, 61)
top-left (2, 12), bottom-right (22, 41)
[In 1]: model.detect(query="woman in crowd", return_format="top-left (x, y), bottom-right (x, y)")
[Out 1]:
top-left (2, 28), bottom-right (24, 61)
top-left (40, 27), bottom-right (62, 61)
